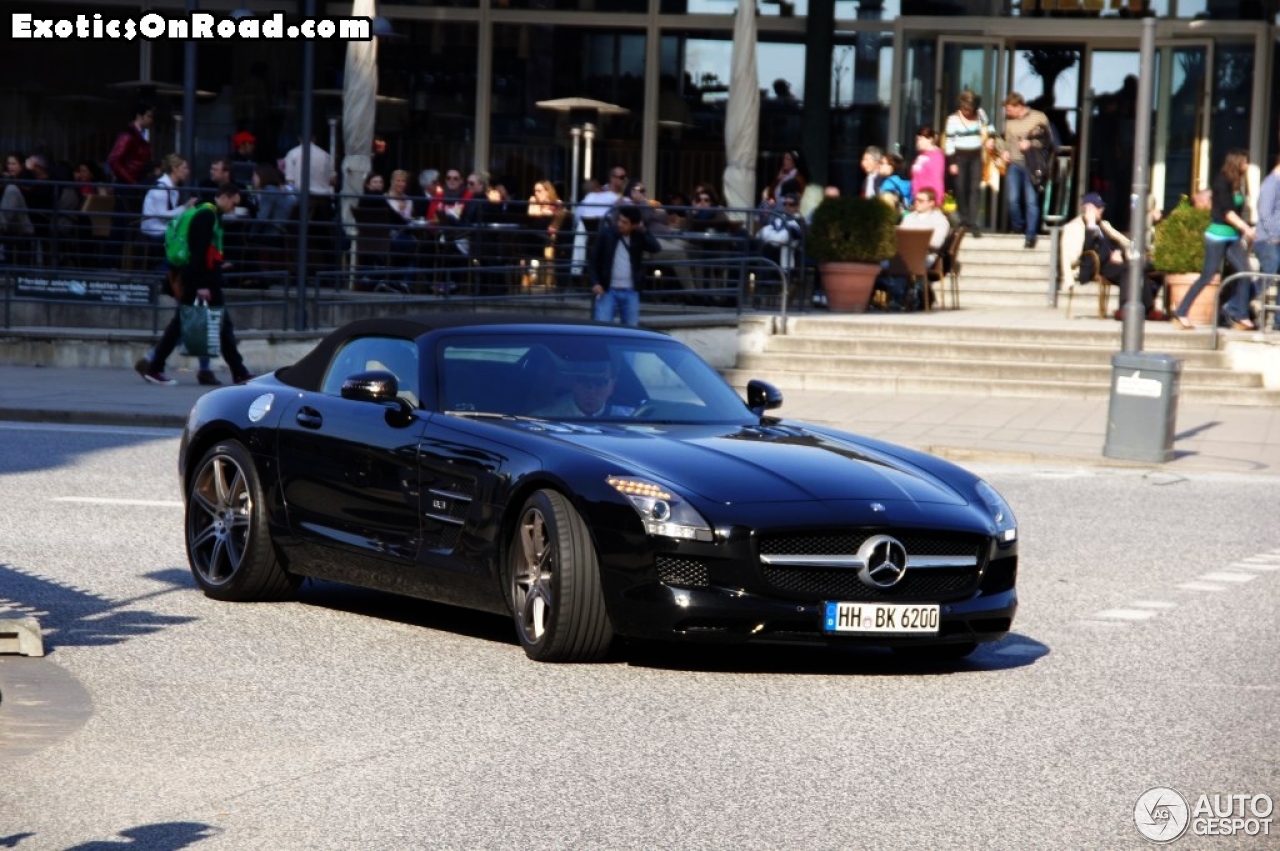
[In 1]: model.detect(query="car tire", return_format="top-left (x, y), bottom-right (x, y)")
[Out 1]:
top-left (186, 440), bottom-right (298, 602)
top-left (507, 489), bottom-right (614, 663)
top-left (892, 641), bottom-right (978, 662)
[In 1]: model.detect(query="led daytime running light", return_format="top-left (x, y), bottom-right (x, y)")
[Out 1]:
top-left (608, 477), bottom-right (673, 500)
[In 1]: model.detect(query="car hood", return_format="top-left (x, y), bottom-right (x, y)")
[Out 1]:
top-left (511, 420), bottom-right (969, 506)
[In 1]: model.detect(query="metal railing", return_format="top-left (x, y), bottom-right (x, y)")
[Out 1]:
top-left (1211, 271), bottom-right (1280, 350)
top-left (1, 179), bottom-right (812, 330)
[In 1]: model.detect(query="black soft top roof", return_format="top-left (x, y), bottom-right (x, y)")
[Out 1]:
top-left (279, 312), bottom-right (661, 391)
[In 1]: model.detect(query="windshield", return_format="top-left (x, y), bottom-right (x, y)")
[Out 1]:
top-left (435, 332), bottom-right (756, 424)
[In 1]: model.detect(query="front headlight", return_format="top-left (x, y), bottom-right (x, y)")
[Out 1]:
top-left (975, 480), bottom-right (1017, 542)
top-left (607, 476), bottom-right (714, 542)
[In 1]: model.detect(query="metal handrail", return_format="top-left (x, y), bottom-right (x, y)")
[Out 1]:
top-left (1210, 271), bottom-right (1280, 350)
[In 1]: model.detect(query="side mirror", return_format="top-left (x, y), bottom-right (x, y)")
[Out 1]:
top-left (341, 370), bottom-right (399, 404)
top-left (342, 370), bottom-right (416, 424)
top-left (746, 379), bottom-right (783, 415)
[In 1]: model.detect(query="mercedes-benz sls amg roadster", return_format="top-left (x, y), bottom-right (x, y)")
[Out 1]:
top-left (178, 314), bottom-right (1018, 663)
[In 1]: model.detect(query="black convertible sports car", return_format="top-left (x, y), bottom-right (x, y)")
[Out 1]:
top-left (179, 314), bottom-right (1018, 662)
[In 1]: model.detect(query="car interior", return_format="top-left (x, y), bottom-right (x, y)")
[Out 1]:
top-left (438, 341), bottom-right (647, 417)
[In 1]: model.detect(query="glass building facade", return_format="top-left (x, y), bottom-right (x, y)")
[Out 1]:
top-left (2, 0), bottom-right (1277, 229)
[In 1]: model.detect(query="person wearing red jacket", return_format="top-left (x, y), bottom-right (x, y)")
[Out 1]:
top-left (106, 103), bottom-right (154, 212)
top-left (137, 185), bottom-right (253, 386)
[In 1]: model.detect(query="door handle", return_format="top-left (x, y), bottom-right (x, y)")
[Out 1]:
top-left (295, 407), bottom-right (323, 429)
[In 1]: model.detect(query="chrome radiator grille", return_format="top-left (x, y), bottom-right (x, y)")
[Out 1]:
top-left (757, 531), bottom-right (984, 602)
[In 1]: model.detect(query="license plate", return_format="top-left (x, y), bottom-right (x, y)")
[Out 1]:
top-left (823, 602), bottom-right (940, 634)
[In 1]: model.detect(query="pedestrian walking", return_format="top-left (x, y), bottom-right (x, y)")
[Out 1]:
top-left (1172, 149), bottom-right (1257, 331)
top-left (1254, 153), bottom-right (1280, 330)
top-left (589, 205), bottom-right (661, 327)
top-left (136, 185), bottom-right (253, 386)
top-left (1000, 92), bottom-right (1052, 248)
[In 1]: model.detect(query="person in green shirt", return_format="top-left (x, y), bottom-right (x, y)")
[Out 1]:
top-left (1172, 149), bottom-right (1258, 330)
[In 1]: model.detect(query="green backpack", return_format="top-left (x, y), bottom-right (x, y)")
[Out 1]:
top-left (164, 202), bottom-right (221, 268)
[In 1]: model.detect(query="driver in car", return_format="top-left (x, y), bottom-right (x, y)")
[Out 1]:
top-left (535, 358), bottom-right (636, 419)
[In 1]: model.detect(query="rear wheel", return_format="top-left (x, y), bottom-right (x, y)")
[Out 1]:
top-left (186, 441), bottom-right (297, 601)
top-left (507, 489), bottom-right (613, 662)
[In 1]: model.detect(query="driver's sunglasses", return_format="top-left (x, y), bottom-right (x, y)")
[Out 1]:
top-left (574, 375), bottom-right (611, 388)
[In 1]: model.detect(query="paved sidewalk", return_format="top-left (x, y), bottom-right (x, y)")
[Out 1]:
top-left (1, 363), bottom-right (1277, 475)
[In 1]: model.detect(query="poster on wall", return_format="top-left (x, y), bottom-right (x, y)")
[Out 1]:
top-left (14, 274), bottom-right (154, 306)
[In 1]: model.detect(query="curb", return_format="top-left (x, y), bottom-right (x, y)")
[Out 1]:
top-left (0, 408), bottom-right (189, 429)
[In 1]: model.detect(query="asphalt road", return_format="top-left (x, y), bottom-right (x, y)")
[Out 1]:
top-left (1, 423), bottom-right (1278, 850)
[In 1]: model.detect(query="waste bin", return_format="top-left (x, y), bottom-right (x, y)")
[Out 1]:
top-left (1103, 352), bottom-right (1181, 463)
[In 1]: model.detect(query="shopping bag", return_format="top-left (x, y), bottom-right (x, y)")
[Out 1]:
top-left (179, 300), bottom-right (222, 358)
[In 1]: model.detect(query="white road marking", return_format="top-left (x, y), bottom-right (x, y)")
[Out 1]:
top-left (1235, 561), bottom-right (1280, 572)
top-left (1177, 581), bottom-right (1229, 592)
top-left (1199, 572), bottom-right (1260, 584)
top-left (1094, 608), bottom-right (1159, 621)
top-left (51, 497), bottom-right (183, 508)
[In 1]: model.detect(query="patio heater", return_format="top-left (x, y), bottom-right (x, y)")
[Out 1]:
top-left (536, 97), bottom-right (629, 202)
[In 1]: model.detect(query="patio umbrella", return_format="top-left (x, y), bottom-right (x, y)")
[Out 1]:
top-left (723, 2), bottom-right (759, 222)
top-left (340, 0), bottom-right (378, 227)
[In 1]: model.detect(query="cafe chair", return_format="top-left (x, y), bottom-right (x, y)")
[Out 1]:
top-left (886, 226), bottom-right (936, 312)
top-left (928, 225), bottom-right (965, 310)
top-left (1064, 248), bottom-right (1116, 319)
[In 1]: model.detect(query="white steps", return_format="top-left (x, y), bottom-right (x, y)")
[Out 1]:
top-left (730, 314), bottom-right (1280, 406)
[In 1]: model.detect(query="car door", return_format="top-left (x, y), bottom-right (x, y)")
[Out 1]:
top-left (275, 336), bottom-right (426, 580)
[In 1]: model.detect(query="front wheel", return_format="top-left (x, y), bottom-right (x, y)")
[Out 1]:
top-left (506, 489), bottom-right (613, 662)
top-left (186, 440), bottom-right (297, 602)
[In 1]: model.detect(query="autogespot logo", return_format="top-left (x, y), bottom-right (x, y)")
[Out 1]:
top-left (1135, 787), bottom-right (1190, 843)
top-left (1135, 787), bottom-right (1275, 842)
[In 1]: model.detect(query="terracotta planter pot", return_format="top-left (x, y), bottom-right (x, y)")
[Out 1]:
top-left (820, 261), bottom-right (881, 313)
top-left (1166, 272), bottom-right (1220, 325)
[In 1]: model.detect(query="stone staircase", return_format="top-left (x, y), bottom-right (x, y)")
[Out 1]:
top-left (946, 232), bottom-right (1111, 311)
top-left (729, 267), bottom-right (1280, 407)
top-left (727, 317), bottom-right (1280, 405)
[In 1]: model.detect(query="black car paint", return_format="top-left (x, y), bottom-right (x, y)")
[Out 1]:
top-left (179, 319), bottom-right (1017, 649)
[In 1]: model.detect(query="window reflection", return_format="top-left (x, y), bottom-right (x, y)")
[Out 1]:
top-left (503, 0), bottom-right (646, 9)
top-left (490, 25), bottom-right (646, 202)
top-left (311, 19), bottom-right (478, 192)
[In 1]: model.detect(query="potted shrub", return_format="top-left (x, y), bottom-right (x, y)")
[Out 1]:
top-left (1152, 199), bottom-right (1215, 324)
top-left (807, 195), bottom-right (899, 312)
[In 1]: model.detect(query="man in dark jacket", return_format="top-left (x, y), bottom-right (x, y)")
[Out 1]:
top-left (138, 185), bottom-right (252, 386)
top-left (589, 205), bottom-right (661, 326)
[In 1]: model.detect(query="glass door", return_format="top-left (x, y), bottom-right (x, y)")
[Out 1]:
top-left (935, 37), bottom-right (1005, 229)
top-left (1082, 49), bottom-right (1141, 229)
top-left (1153, 41), bottom-right (1213, 215)
top-left (1079, 41), bottom-right (1212, 229)
top-left (936, 37), bottom-right (1005, 131)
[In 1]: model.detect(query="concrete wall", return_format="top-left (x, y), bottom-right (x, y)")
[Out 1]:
top-left (0, 316), bottom-right (745, 372)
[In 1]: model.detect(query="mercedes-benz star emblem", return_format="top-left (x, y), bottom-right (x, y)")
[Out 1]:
top-left (857, 535), bottom-right (909, 589)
